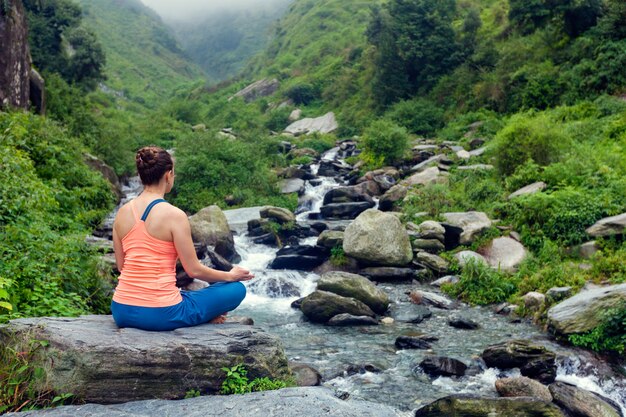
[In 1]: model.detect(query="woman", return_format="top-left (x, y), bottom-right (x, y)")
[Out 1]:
top-left (111, 146), bottom-right (253, 331)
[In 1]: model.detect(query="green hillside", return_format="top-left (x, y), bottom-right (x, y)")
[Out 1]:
top-left (77, 0), bottom-right (206, 105)
top-left (172, 0), bottom-right (293, 82)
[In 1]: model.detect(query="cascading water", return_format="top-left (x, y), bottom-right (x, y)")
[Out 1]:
top-left (225, 147), bottom-right (626, 413)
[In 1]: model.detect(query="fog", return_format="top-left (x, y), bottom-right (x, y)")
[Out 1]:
top-left (141, 0), bottom-right (291, 22)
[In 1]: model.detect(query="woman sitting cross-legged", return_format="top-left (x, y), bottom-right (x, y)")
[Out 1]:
top-left (111, 145), bottom-right (253, 331)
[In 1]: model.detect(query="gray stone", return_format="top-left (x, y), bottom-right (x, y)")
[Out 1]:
top-left (288, 108), bottom-right (302, 122)
top-left (390, 305), bottom-right (433, 323)
top-left (495, 377), bottom-right (552, 402)
top-left (189, 205), bottom-right (237, 260)
top-left (546, 287), bottom-right (573, 304)
top-left (457, 164), bottom-right (494, 171)
top-left (289, 362), bottom-right (322, 386)
top-left (395, 335), bottom-right (433, 350)
top-left (401, 167), bottom-right (448, 187)
top-left (448, 317), bottom-right (479, 330)
top-left (410, 290), bottom-right (455, 310)
top-left (523, 292), bottom-right (546, 311)
top-left (547, 283), bottom-right (626, 335)
top-left (579, 241), bottom-right (600, 259)
top-left (279, 178), bottom-right (305, 194)
top-left (415, 221), bottom-right (446, 241)
top-left (359, 267), bottom-right (425, 282)
top-left (343, 209), bottom-right (413, 266)
top-left (300, 291), bottom-right (375, 323)
top-left (327, 314), bottom-right (379, 326)
top-left (317, 271), bottom-right (390, 314)
top-left (260, 206), bottom-right (296, 224)
top-left (229, 78), bottom-right (279, 102)
top-left (455, 250), bottom-right (488, 268)
top-left (415, 395), bottom-right (566, 417)
top-left (481, 340), bottom-right (557, 384)
top-left (378, 185), bottom-right (408, 211)
top-left (317, 230), bottom-right (344, 249)
top-left (549, 381), bottom-right (622, 417)
top-left (419, 356), bottom-right (468, 377)
top-left (7, 387), bottom-right (401, 417)
top-left (414, 252), bottom-right (449, 274)
top-left (442, 212), bottom-right (492, 245)
top-left (290, 147), bottom-right (320, 159)
top-left (456, 150), bottom-right (471, 160)
top-left (431, 275), bottom-right (459, 287)
top-left (412, 239), bottom-right (445, 253)
top-left (468, 147), bottom-right (486, 157)
top-left (0, 316), bottom-right (289, 404)
top-left (284, 112), bottom-right (338, 135)
top-left (586, 213), bottom-right (626, 237)
top-left (481, 237), bottom-right (528, 273)
top-left (191, 123), bottom-right (206, 132)
top-left (508, 182), bottom-right (547, 200)
top-left (320, 202), bottom-right (374, 219)
top-left (411, 155), bottom-right (445, 172)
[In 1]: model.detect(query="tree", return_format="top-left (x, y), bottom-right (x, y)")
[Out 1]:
top-left (64, 26), bottom-right (106, 88)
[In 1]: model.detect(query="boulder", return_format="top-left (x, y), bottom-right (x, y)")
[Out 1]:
top-left (481, 340), bottom-right (557, 384)
top-left (284, 112), bottom-right (338, 135)
top-left (545, 287), bottom-right (573, 304)
top-left (378, 185), bottom-right (408, 211)
top-left (320, 202), bottom-right (374, 219)
top-left (481, 237), bottom-right (528, 273)
top-left (457, 164), bottom-right (494, 171)
top-left (448, 317), bottom-right (479, 330)
top-left (289, 363), bottom-right (322, 386)
top-left (7, 387), bottom-right (400, 417)
top-left (317, 271), bottom-right (390, 314)
top-left (0, 316), bottom-right (289, 404)
top-left (300, 291), bottom-right (375, 323)
top-left (288, 109), bottom-right (302, 122)
top-left (508, 182), bottom-right (547, 200)
top-left (415, 395), bottom-right (566, 417)
top-left (395, 335), bottom-right (433, 350)
top-left (260, 206), bottom-right (296, 224)
top-left (411, 155), bottom-right (445, 172)
top-left (414, 221), bottom-right (446, 241)
top-left (401, 167), bottom-right (448, 187)
top-left (248, 276), bottom-right (301, 298)
top-left (279, 178), bottom-right (305, 194)
top-left (229, 78), bottom-right (279, 102)
top-left (549, 381), bottom-right (622, 417)
top-left (523, 292), bottom-right (546, 311)
top-left (579, 241), bottom-right (600, 259)
top-left (390, 305), bottom-right (433, 323)
top-left (189, 205), bottom-right (238, 261)
top-left (431, 275), bottom-right (459, 287)
top-left (323, 187), bottom-right (375, 205)
top-left (343, 209), bottom-right (413, 266)
top-left (327, 314), bottom-right (379, 326)
top-left (290, 147), bottom-right (320, 159)
top-left (317, 230), bottom-right (344, 249)
top-left (83, 153), bottom-right (122, 202)
top-left (410, 290), bottom-right (456, 310)
top-left (414, 252), bottom-right (449, 274)
top-left (547, 283), bottom-right (626, 335)
top-left (269, 245), bottom-right (329, 270)
top-left (359, 267), bottom-right (426, 282)
top-left (586, 213), bottom-right (626, 237)
top-left (495, 377), bottom-right (552, 402)
top-left (412, 239), bottom-right (445, 254)
top-left (442, 212), bottom-right (492, 245)
top-left (419, 356), bottom-right (468, 377)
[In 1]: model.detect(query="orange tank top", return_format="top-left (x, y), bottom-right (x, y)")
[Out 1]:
top-left (112, 199), bottom-right (182, 307)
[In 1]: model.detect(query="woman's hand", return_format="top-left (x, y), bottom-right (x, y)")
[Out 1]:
top-left (229, 266), bottom-right (254, 282)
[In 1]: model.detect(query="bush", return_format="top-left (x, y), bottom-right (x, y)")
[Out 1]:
top-left (284, 82), bottom-right (320, 105)
top-left (442, 258), bottom-right (518, 305)
top-left (361, 119), bottom-right (408, 165)
top-left (568, 303), bottom-right (626, 355)
top-left (492, 112), bottom-right (572, 176)
top-left (219, 364), bottom-right (291, 395)
top-left (386, 98), bottom-right (445, 136)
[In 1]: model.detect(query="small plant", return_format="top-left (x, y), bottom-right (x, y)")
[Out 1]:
top-left (219, 364), bottom-right (293, 395)
top-left (361, 119), bottom-right (409, 166)
top-left (290, 155), bottom-right (314, 166)
top-left (184, 389), bottom-right (201, 399)
top-left (442, 258), bottom-right (518, 305)
top-left (330, 245), bottom-right (348, 266)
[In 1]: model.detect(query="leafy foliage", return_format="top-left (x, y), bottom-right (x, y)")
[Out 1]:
top-left (220, 364), bottom-right (291, 395)
top-left (568, 303), bottom-right (626, 355)
top-left (360, 119), bottom-right (408, 165)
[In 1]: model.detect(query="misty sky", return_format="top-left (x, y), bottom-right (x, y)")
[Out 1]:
top-left (140, 0), bottom-right (290, 22)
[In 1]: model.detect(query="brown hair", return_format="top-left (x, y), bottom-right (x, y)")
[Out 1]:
top-left (135, 146), bottom-right (173, 186)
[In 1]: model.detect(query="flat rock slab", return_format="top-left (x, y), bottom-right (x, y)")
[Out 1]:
top-left (415, 395), bottom-right (566, 417)
top-left (284, 112), bottom-right (338, 135)
top-left (0, 316), bottom-right (289, 404)
top-left (586, 212), bottom-right (626, 237)
top-left (7, 387), bottom-right (402, 417)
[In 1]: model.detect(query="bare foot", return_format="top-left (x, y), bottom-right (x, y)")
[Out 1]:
top-left (209, 313), bottom-right (227, 324)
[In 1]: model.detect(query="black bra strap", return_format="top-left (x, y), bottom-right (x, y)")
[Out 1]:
top-left (140, 199), bottom-right (167, 222)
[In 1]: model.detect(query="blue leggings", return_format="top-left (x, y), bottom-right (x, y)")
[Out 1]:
top-left (111, 282), bottom-right (246, 331)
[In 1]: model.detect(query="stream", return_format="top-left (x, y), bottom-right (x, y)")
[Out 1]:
top-left (110, 148), bottom-right (626, 414)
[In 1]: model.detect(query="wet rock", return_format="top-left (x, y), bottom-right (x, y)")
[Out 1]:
top-left (248, 277), bottom-right (300, 298)
top-left (343, 209), bottom-right (413, 266)
top-left (508, 182), bottom-right (547, 200)
top-left (8, 387), bottom-right (400, 417)
top-left (494, 303), bottom-right (519, 315)
top-left (279, 178), bottom-right (305, 194)
top-left (586, 212), bottom-right (626, 237)
top-left (412, 239), bottom-right (446, 254)
top-left (410, 290), bottom-right (456, 310)
top-left (481, 340), bottom-right (557, 384)
top-left (431, 275), bottom-right (459, 287)
top-left (270, 245), bottom-right (329, 270)
top-left (455, 250), bottom-right (488, 268)
top-left (229, 78), bottom-right (279, 102)
top-left (291, 297), bottom-right (305, 309)
top-left (0, 316), bottom-right (289, 404)
top-left (317, 271), bottom-right (390, 314)
top-left (359, 267), bottom-right (425, 282)
top-left (549, 381), bottom-right (622, 417)
top-left (411, 155), bottom-right (445, 172)
top-left (415, 395), bottom-right (566, 417)
top-left (401, 167), bottom-right (449, 187)
top-left (189, 205), bottom-right (238, 262)
top-left (448, 317), bottom-right (479, 330)
top-left (284, 112), bottom-right (339, 136)
top-left (344, 363), bottom-right (383, 376)
top-left (317, 230), bottom-right (344, 248)
top-left (495, 377), bottom-right (552, 402)
top-left (300, 291), bottom-right (375, 323)
top-left (419, 356), bottom-right (468, 377)
top-left (320, 202), bottom-right (375, 219)
top-left (547, 283), bottom-right (626, 336)
top-left (481, 237), bottom-right (528, 273)
top-left (546, 287), bottom-right (573, 304)
top-left (260, 206), bottom-right (296, 224)
top-left (390, 304), bottom-right (433, 323)
top-left (442, 211), bottom-right (492, 245)
top-left (318, 160), bottom-right (351, 177)
top-left (352, 180), bottom-right (382, 197)
top-left (414, 252), bottom-right (449, 274)
top-left (327, 314), bottom-right (379, 326)
top-left (323, 187), bottom-right (375, 205)
top-left (289, 363), bottom-right (322, 386)
top-left (395, 335), bottom-right (433, 350)
top-left (378, 185), bottom-right (408, 211)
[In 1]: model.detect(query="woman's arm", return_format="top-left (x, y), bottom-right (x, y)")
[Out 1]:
top-left (112, 223), bottom-right (124, 272)
top-left (171, 209), bottom-right (253, 283)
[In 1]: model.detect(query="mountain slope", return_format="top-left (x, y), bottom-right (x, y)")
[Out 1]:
top-left (77, 0), bottom-right (206, 105)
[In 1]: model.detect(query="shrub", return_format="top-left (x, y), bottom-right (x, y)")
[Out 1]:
top-left (568, 303), bottom-right (626, 355)
top-left (361, 119), bottom-right (408, 165)
top-left (284, 82), bottom-right (320, 105)
top-left (219, 364), bottom-right (291, 395)
top-left (386, 98), bottom-right (445, 136)
top-left (442, 258), bottom-right (518, 305)
top-left (492, 113), bottom-right (572, 176)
